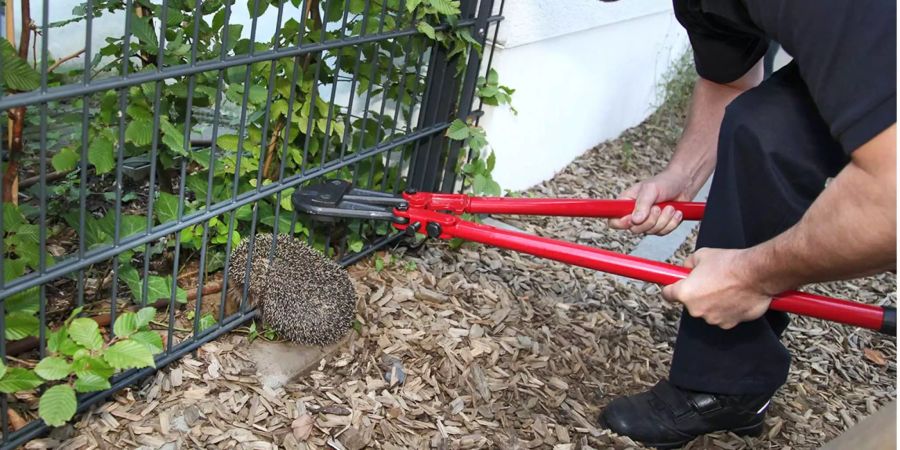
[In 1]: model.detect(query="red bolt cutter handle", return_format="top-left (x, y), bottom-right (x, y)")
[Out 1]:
top-left (405, 193), bottom-right (706, 220)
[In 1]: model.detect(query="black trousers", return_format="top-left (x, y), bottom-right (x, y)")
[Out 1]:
top-left (668, 62), bottom-right (850, 395)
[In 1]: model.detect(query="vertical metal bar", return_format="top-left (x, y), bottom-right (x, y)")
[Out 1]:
top-left (111, 0), bottom-right (139, 335)
top-left (37, 0), bottom-right (52, 360)
top-left (300, 0), bottom-right (335, 176)
top-left (193, 0), bottom-right (237, 339)
top-left (319, 0), bottom-right (353, 168)
top-left (76, 0), bottom-right (97, 309)
top-left (390, 36), bottom-right (429, 195)
top-left (378, 33), bottom-right (418, 192)
top-left (167, 0), bottom-right (204, 352)
top-left (141, 0), bottom-right (171, 309)
top-left (0, 0), bottom-right (9, 428)
top-left (253, 0), bottom-right (286, 193)
top-left (217, 0), bottom-right (265, 324)
top-left (270, 0), bottom-right (310, 245)
top-left (344, 1), bottom-right (387, 249)
top-left (337, 0), bottom-right (375, 164)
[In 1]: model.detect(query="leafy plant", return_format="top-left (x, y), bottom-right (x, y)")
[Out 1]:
top-left (0, 307), bottom-right (163, 426)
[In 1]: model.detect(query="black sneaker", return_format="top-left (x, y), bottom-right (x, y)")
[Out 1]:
top-left (598, 380), bottom-right (770, 449)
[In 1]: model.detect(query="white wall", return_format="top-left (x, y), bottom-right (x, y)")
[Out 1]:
top-left (480, 1), bottom-right (690, 192)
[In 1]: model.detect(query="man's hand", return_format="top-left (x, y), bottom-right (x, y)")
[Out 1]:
top-left (661, 248), bottom-right (773, 329)
top-left (608, 170), bottom-right (693, 235)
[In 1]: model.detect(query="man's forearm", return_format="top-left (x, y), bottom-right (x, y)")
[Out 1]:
top-left (742, 125), bottom-right (897, 294)
top-left (667, 62), bottom-right (764, 197)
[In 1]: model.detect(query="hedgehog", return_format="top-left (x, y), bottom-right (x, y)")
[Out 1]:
top-left (227, 233), bottom-right (357, 346)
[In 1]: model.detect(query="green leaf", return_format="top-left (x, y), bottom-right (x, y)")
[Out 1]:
top-left (487, 151), bottom-right (496, 172)
top-left (217, 135), bottom-right (240, 152)
top-left (112, 312), bottom-right (138, 338)
top-left (89, 135), bottom-right (116, 174)
top-left (72, 356), bottom-right (114, 379)
top-left (38, 385), bottom-right (77, 427)
top-left (51, 147), bottom-right (80, 172)
top-left (0, 360), bottom-right (7, 380)
top-left (155, 192), bottom-right (179, 224)
top-left (3, 204), bottom-right (24, 230)
top-left (160, 119), bottom-right (187, 155)
top-left (0, 40), bottom-right (40, 91)
top-left (446, 119), bottom-right (469, 140)
top-left (130, 331), bottom-right (164, 354)
top-left (58, 338), bottom-right (84, 357)
top-left (34, 357), bottom-right (72, 381)
top-left (406, 0), bottom-right (423, 12)
top-left (146, 275), bottom-right (186, 304)
top-left (129, 13), bottom-right (159, 51)
top-left (488, 68), bottom-right (499, 85)
top-left (135, 307), bottom-right (156, 329)
top-left (6, 287), bottom-right (41, 315)
top-left (0, 368), bottom-right (43, 393)
top-left (47, 328), bottom-right (69, 354)
top-left (104, 340), bottom-right (156, 370)
top-left (75, 372), bottom-right (111, 393)
top-left (125, 119), bottom-right (154, 146)
top-left (349, 240), bottom-right (364, 253)
top-left (68, 318), bottom-right (103, 351)
top-left (427, 0), bottom-right (460, 15)
top-left (247, 0), bottom-right (268, 17)
top-left (126, 103), bottom-right (153, 122)
top-left (5, 312), bottom-right (40, 341)
top-left (416, 21), bottom-right (435, 40)
top-left (196, 314), bottom-right (217, 333)
top-left (472, 173), bottom-right (501, 196)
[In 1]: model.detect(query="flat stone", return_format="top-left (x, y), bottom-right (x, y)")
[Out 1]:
top-left (183, 405), bottom-right (201, 426)
top-left (169, 415), bottom-right (190, 434)
top-left (248, 334), bottom-right (351, 389)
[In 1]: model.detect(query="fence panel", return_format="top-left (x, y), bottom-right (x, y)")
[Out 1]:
top-left (0, 0), bottom-right (503, 445)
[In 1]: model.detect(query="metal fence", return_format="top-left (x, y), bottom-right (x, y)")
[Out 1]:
top-left (0, 0), bottom-right (503, 445)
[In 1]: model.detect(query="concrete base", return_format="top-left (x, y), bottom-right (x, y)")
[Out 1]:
top-left (248, 335), bottom-right (351, 389)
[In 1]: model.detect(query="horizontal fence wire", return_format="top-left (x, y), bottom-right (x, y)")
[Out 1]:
top-left (0, 0), bottom-right (502, 445)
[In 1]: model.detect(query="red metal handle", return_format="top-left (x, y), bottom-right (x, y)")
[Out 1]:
top-left (467, 197), bottom-right (706, 220)
top-left (405, 192), bottom-right (706, 221)
top-left (394, 213), bottom-right (890, 332)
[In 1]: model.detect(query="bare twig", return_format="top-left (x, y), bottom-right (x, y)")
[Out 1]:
top-left (4, 1), bottom-right (14, 47)
top-left (18, 0), bottom-right (31, 59)
top-left (262, 119), bottom-right (286, 180)
top-left (187, 281), bottom-right (222, 301)
top-left (47, 48), bottom-right (86, 73)
top-left (19, 169), bottom-right (73, 189)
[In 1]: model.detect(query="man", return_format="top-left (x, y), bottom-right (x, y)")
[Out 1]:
top-left (599, 0), bottom-right (897, 448)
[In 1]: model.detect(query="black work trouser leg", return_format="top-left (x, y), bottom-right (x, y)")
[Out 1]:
top-left (668, 63), bottom-right (849, 396)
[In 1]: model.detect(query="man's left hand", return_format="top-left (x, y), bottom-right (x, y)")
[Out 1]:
top-left (662, 248), bottom-right (773, 329)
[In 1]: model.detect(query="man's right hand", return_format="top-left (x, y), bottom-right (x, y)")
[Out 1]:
top-left (608, 169), bottom-right (694, 235)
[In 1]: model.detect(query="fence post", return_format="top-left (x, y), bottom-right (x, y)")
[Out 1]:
top-left (406, 0), bottom-right (480, 192)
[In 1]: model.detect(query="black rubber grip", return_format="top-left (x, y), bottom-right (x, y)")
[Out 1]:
top-left (880, 306), bottom-right (896, 336)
